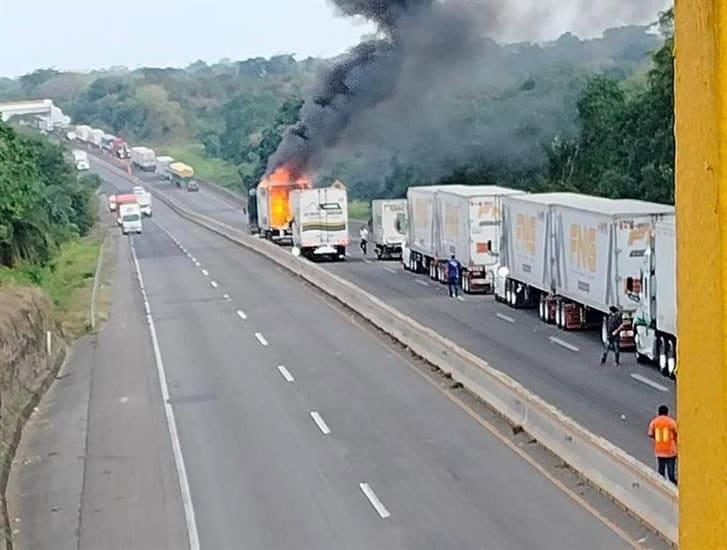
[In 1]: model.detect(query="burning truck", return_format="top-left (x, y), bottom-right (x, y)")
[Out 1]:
top-left (255, 167), bottom-right (312, 242)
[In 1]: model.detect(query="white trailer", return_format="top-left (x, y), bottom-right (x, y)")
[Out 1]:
top-left (290, 185), bottom-right (348, 260)
top-left (635, 218), bottom-right (677, 378)
top-left (130, 146), bottom-right (156, 171)
top-left (88, 128), bottom-right (104, 148)
top-left (435, 186), bottom-right (524, 293)
top-left (75, 125), bottom-right (91, 142)
top-left (405, 185), bottom-right (449, 273)
top-left (499, 193), bottom-right (674, 348)
top-left (155, 156), bottom-right (175, 180)
top-left (371, 199), bottom-right (408, 260)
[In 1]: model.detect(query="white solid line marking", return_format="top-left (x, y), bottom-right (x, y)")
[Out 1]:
top-left (277, 365), bottom-right (295, 383)
top-left (223, 293), bottom-right (230, 300)
top-left (549, 336), bottom-right (580, 353)
top-left (415, 279), bottom-right (429, 287)
top-left (496, 313), bottom-right (516, 324)
top-left (630, 373), bottom-right (670, 392)
top-left (191, 257), bottom-right (197, 263)
top-left (384, 267), bottom-right (398, 275)
top-left (255, 332), bottom-right (268, 346)
top-left (210, 281), bottom-right (218, 288)
top-left (359, 483), bottom-right (391, 519)
top-left (236, 310), bottom-right (247, 320)
top-left (194, 261), bottom-right (201, 267)
top-left (201, 269), bottom-right (209, 276)
top-left (130, 241), bottom-right (200, 550)
top-left (310, 411), bottom-right (331, 435)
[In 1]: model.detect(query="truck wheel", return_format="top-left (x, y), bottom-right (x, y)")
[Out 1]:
top-left (539, 296), bottom-right (546, 322)
top-left (666, 339), bottom-right (676, 379)
top-left (375, 248), bottom-right (382, 260)
top-left (601, 316), bottom-right (609, 346)
top-left (462, 276), bottom-right (469, 294)
top-left (657, 336), bottom-right (668, 376)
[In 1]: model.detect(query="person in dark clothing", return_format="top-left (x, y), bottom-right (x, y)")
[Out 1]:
top-left (447, 255), bottom-right (462, 298)
top-left (601, 305), bottom-right (625, 365)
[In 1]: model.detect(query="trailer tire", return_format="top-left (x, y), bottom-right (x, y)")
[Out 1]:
top-left (601, 316), bottom-right (609, 346)
top-left (666, 338), bottom-right (677, 379)
top-left (539, 296), bottom-right (547, 322)
top-left (657, 336), bottom-right (668, 376)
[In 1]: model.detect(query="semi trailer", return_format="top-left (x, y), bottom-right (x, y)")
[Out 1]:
top-left (497, 193), bottom-right (674, 348)
top-left (130, 146), bottom-right (156, 171)
top-left (634, 218), bottom-right (677, 378)
top-left (74, 125), bottom-right (91, 142)
top-left (290, 183), bottom-right (348, 260)
top-left (405, 185), bottom-right (446, 273)
top-left (371, 199), bottom-right (408, 260)
top-left (88, 128), bottom-right (104, 148)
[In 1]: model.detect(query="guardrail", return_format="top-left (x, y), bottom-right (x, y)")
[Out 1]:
top-left (96, 155), bottom-right (679, 544)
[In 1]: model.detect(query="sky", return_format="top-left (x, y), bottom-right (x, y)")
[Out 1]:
top-left (0, 0), bottom-right (671, 78)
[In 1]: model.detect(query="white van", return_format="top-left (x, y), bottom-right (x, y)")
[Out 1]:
top-left (120, 203), bottom-right (142, 235)
top-left (72, 150), bottom-right (89, 171)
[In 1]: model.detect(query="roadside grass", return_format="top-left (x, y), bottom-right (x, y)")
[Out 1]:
top-left (349, 200), bottom-right (370, 221)
top-left (163, 142), bottom-right (243, 190)
top-left (0, 227), bottom-right (104, 338)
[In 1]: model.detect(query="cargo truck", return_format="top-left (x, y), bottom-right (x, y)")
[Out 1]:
top-left (75, 125), bottom-right (91, 142)
top-left (111, 138), bottom-right (130, 159)
top-left (88, 129), bottom-right (104, 148)
top-left (497, 193), bottom-right (674, 348)
top-left (405, 185), bottom-right (447, 273)
top-left (290, 183), bottom-right (348, 260)
top-left (115, 194), bottom-right (138, 226)
top-left (101, 134), bottom-right (116, 152)
top-left (371, 199), bottom-right (408, 260)
top-left (72, 150), bottom-right (89, 171)
top-left (133, 186), bottom-right (153, 217)
top-left (130, 146), bottom-right (156, 171)
top-left (434, 186), bottom-right (524, 293)
top-left (155, 156), bottom-right (175, 180)
top-left (634, 218), bottom-right (677, 378)
top-left (119, 203), bottom-right (142, 235)
top-left (257, 174), bottom-right (311, 242)
top-left (169, 162), bottom-right (194, 188)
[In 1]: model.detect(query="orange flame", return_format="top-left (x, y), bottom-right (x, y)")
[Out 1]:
top-left (259, 167), bottom-right (312, 229)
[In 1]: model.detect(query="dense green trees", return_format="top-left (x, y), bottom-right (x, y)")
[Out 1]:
top-left (0, 122), bottom-right (99, 267)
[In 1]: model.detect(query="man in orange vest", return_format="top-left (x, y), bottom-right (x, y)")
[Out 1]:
top-left (648, 404), bottom-right (678, 484)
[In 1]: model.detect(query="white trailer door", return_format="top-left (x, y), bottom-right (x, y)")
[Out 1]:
top-left (468, 196), bottom-right (501, 267)
top-left (501, 199), bottom-right (552, 291)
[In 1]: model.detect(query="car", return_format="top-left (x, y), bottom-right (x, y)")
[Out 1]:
top-left (187, 181), bottom-right (199, 192)
top-left (133, 185), bottom-right (146, 196)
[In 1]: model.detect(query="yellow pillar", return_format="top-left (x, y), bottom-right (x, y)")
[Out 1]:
top-left (675, 1), bottom-right (727, 547)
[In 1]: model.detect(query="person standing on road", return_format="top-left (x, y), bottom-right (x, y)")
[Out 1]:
top-left (600, 305), bottom-right (625, 366)
top-left (648, 404), bottom-right (678, 484)
top-left (359, 225), bottom-right (369, 255)
top-left (447, 255), bottom-right (462, 298)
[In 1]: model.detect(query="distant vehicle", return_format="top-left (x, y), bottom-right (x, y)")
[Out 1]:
top-left (186, 181), bottom-right (199, 192)
top-left (130, 146), bottom-right (156, 171)
top-left (108, 194), bottom-right (118, 212)
top-left (634, 218), bottom-right (677, 378)
top-left (119, 202), bottom-right (142, 235)
top-left (115, 194), bottom-right (138, 225)
top-left (155, 156), bottom-right (175, 180)
top-left (290, 183), bottom-right (348, 260)
top-left (371, 199), bottom-right (408, 260)
top-left (72, 149), bottom-right (89, 171)
top-left (169, 162), bottom-right (194, 187)
top-left (133, 186), bottom-right (153, 216)
top-left (75, 125), bottom-right (91, 142)
top-left (88, 128), bottom-right (104, 148)
top-left (111, 138), bottom-right (130, 159)
top-left (101, 134), bottom-right (116, 152)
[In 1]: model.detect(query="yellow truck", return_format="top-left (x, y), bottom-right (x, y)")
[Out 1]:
top-left (169, 162), bottom-right (196, 190)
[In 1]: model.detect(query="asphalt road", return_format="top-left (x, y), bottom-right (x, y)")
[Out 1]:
top-left (127, 166), bottom-right (674, 465)
top-left (86, 158), bottom-right (631, 548)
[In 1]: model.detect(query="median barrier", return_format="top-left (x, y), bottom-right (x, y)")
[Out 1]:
top-left (95, 155), bottom-right (679, 544)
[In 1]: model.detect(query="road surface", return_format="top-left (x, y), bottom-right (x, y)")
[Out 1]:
top-left (129, 166), bottom-right (674, 465)
top-left (57, 158), bottom-right (636, 548)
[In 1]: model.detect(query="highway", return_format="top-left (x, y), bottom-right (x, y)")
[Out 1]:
top-left (130, 167), bottom-right (675, 465)
top-left (83, 158), bottom-right (637, 548)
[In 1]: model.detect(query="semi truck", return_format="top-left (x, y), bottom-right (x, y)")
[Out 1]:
top-left (75, 125), bottom-right (91, 142)
top-left (371, 199), bottom-right (408, 260)
top-left (634, 218), bottom-right (677, 378)
top-left (130, 146), bottom-right (156, 171)
top-left (497, 193), bottom-right (674, 348)
top-left (88, 128), bottom-right (104, 148)
top-left (434, 186), bottom-right (524, 293)
top-left (169, 162), bottom-right (194, 188)
top-left (405, 185), bottom-right (447, 273)
top-left (111, 138), bottom-right (130, 159)
top-left (101, 134), bottom-right (116, 152)
top-left (290, 183), bottom-right (348, 260)
top-left (155, 156), bottom-right (175, 180)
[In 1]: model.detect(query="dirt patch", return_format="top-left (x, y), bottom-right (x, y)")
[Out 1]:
top-left (0, 288), bottom-right (66, 549)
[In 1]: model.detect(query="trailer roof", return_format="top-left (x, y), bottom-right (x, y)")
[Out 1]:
top-left (438, 185), bottom-right (524, 198)
top-left (506, 192), bottom-right (675, 216)
top-left (156, 155), bottom-right (175, 162)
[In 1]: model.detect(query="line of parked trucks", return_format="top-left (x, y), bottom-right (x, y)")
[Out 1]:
top-left (365, 185), bottom-right (677, 379)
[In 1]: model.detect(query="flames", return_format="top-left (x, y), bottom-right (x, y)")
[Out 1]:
top-left (259, 166), bottom-right (312, 229)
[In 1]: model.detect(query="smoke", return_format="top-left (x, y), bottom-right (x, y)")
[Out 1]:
top-left (267, 0), bottom-right (670, 184)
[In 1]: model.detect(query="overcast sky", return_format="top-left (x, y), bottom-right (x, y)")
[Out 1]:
top-left (0, 0), bottom-right (670, 78)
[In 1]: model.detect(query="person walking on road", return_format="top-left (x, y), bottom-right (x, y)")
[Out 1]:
top-left (648, 404), bottom-right (678, 484)
top-left (447, 255), bottom-right (462, 298)
top-left (359, 225), bottom-right (369, 256)
top-left (600, 305), bottom-right (625, 366)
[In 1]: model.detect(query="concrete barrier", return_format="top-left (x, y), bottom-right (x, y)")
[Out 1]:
top-left (95, 155), bottom-right (679, 543)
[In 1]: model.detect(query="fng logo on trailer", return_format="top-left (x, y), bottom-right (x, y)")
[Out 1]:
top-left (515, 214), bottom-right (536, 255)
top-left (570, 225), bottom-right (597, 273)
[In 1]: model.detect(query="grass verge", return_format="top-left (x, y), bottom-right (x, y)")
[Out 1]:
top-left (349, 200), bottom-right (370, 221)
top-left (163, 142), bottom-right (242, 190)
